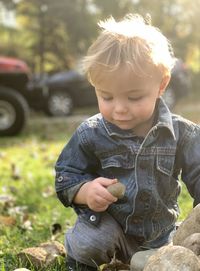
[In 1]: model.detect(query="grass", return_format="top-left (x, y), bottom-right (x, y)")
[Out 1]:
top-left (0, 96), bottom-right (198, 270)
top-left (0, 113), bottom-right (84, 270)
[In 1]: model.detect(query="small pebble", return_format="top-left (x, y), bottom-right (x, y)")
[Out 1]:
top-left (107, 182), bottom-right (126, 199)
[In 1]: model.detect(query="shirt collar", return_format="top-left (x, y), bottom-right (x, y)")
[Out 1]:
top-left (156, 97), bottom-right (176, 139)
top-left (102, 118), bottom-right (137, 138)
top-left (102, 97), bottom-right (176, 140)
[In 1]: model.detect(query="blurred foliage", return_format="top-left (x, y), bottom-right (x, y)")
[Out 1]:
top-left (0, 0), bottom-right (200, 82)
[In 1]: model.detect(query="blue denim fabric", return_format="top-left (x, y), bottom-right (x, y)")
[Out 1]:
top-left (55, 97), bottom-right (200, 243)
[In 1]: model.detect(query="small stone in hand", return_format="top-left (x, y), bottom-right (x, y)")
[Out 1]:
top-left (107, 181), bottom-right (126, 199)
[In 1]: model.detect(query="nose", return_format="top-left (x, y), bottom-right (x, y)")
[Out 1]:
top-left (114, 100), bottom-right (128, 114)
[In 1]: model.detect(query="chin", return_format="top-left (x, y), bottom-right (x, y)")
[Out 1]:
top-left (115, 122), bottom-right (134, 130)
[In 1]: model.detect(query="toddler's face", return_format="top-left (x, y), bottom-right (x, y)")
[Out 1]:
top-left (93, 66), bottom-right (168, 136)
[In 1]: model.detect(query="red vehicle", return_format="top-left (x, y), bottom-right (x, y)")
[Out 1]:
top-left (0, 56), bottom-right (30, 136)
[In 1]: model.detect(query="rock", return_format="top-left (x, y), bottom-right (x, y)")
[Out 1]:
top-left (173, 203), bottom-right (200, 245)
top-left (107, 182), bottom-right (126, 199)
top-left (102, 258), bottom-right (130, 271)
top-left (40, 240), bottom-right (66, 256)
top-left (130, 249), bottom-right (158, 271)
top-left (18, 247), bottom-right (48, 269)
top-left (18, 241), bottom-right (66, 269)
top-left (181, 233), bottom-right (200, 256)
top-left (143, 245), bottom-right (200, 271)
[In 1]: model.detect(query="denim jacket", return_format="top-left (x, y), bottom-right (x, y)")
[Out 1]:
top-left (55, 98), bottom-right (200, 242)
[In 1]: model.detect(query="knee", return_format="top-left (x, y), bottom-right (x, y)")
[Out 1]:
top-left (66, 213), bottom-right (123, 265)
top-left (66, 231), bottom-right (110, 266)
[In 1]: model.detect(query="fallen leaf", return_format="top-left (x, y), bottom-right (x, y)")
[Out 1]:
top-left (21, 220), bottom-right (33, 231)
top-left (11, 163), bottom-right (21, 180)
top-left (0, 215), bottom-right (16, 226)
top-left (42, 186), bottom-right (55, 198)
top-left (0, 194), bottom-right (15, 210)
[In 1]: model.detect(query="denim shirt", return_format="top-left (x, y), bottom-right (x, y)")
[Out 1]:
top-left (55, 98), bottom-right (200, 242)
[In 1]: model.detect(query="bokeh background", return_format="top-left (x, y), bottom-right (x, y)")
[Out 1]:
top-left (0, 1), bottom-right (200, 270)
top-left (1, 0), bottom-right (200, 90)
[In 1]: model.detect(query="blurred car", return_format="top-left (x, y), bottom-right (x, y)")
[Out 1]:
top-left (163, 58), bottom-right (190, 109)
top-left (33, 70), bottom-right (97, 116)
top-left (0, 56), bottom-right (30, 136)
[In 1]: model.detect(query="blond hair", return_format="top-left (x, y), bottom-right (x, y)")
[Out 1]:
top-left (83, 14), bottom-right (175, 84)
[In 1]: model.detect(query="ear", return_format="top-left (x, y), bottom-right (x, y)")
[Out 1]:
top-left (158, 75), bottom-right (171, 97)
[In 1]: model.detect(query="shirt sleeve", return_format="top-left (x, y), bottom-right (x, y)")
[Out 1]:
top-left (56, 182), bottom-right (86, 207)
top-left (180, 124), bottom-right (200, 206)
top-left (55, 127), bottom-right (99, 207)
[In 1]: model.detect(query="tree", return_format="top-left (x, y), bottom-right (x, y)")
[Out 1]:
top-left (15, 0), bottom-right (97, 73)
top-left (0, 0), bottom-right (199, 75)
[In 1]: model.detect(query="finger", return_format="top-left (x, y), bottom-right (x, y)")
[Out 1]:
top-left (93, 184), bottom-right (117, 203)
top-left (96, 177), bottom-right (118, 188)
top-left (88, 199), bottom-right (108, 212)
top-left (100, 189), bottom-right (118, 203)
top-left (95, 194), bottom-right (115, 206)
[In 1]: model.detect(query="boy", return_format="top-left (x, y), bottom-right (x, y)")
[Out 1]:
top-left (55, 14), bottom-right (200, 270)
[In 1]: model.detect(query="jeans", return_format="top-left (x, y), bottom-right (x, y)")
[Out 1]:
top-left (65, 212), bottom-right (174, 267)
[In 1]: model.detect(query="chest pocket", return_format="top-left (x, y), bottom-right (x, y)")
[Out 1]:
top-left (156, 148), bottom-right (176, 176)
top-left (98, 149), bottom-right (135, 169)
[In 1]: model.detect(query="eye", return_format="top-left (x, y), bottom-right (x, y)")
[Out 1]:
top-left (128, 96), bottom-right (143, 101)
top-left (102, 96), bottom-right (113, 101)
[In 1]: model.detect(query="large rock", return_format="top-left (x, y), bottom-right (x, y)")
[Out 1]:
top-left (40, 240), bottom-right (66, 256)
top-left (18, 241), bottom-right (66, 269)
top-left (18, 247), bottom-right (49, 269)
top-left (181, 233), bottom-right (200, 256)
top-left (130, 249), bottom-right (158, 271)
top-left (173, 203), bottom-right (200, 245)
top-left (143, 245), bottom-right (200, 271)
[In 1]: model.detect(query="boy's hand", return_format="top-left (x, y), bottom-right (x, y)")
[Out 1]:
top-left (74, 177), bottom-right (118, 212)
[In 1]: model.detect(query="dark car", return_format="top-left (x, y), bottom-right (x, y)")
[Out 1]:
top-left (39, 70), bottom-right (97, 116)
top-left (40, 58), bottom-right (190, 116)
top-left (163, 58), bottom-right (190, 109)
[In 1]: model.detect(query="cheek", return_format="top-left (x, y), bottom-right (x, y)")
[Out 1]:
top-left (134, 101), bottom-right (155, 118)
top-left (98, 101), bottom-right (112, 117)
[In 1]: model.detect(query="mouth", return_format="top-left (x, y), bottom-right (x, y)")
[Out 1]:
top-left (114, 119), bottom-right (131, 122)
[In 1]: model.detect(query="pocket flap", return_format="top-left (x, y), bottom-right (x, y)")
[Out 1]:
top-left (99, 150), bottom-right (135, 169)
top-left (156, 148), bottom-right (176, 176)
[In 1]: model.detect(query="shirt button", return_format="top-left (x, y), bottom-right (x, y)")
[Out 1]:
top-left (57, 176), bottom-right (63, 182)
top-left (89, 215), bottom-right (96, 222)
top-left (148, 179), bottom-right (151, 184)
